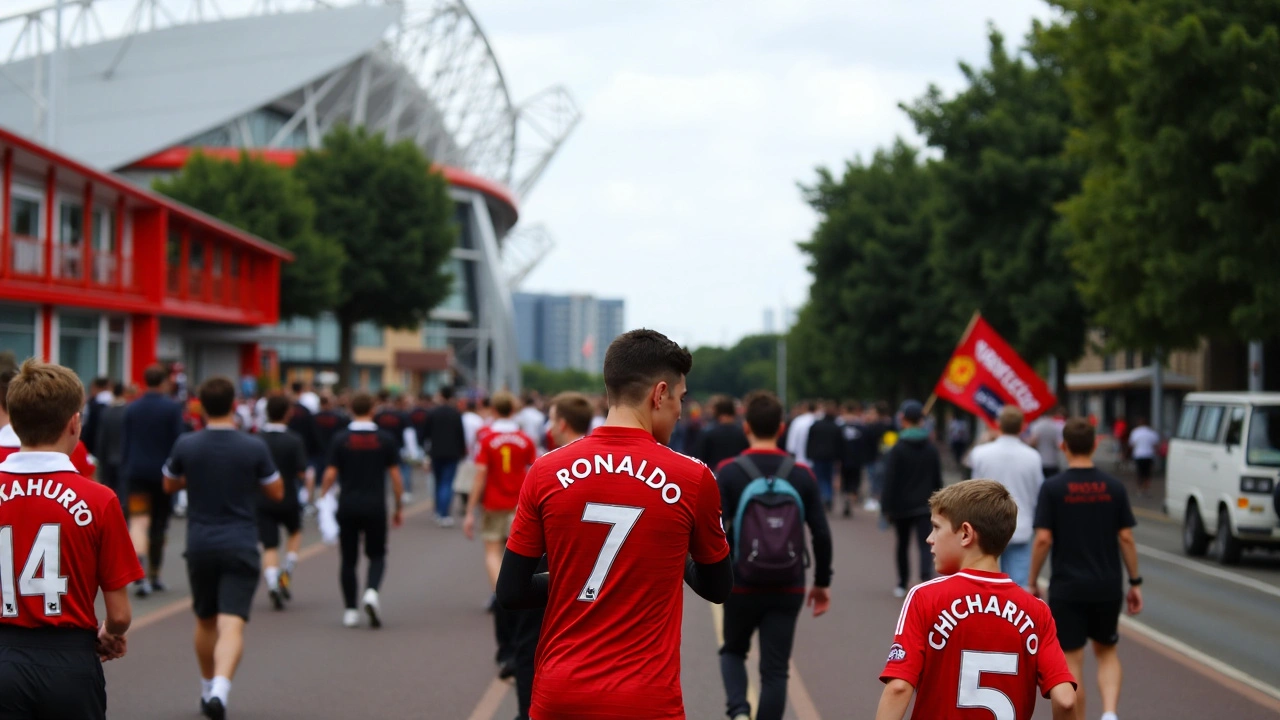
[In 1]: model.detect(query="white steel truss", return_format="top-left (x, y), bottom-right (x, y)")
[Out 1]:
top-left (0, 0), bottom-right (581, 199)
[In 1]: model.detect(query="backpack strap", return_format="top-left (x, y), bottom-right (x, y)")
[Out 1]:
top-left (733, 454), bottom-right (765, 482)
top-left (775, 456), bottom-right (796, 482)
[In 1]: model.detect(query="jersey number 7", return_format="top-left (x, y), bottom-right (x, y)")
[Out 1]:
top-left (577, 503), bottom-right (643, 602)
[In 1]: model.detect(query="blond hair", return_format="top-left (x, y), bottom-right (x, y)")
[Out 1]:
top-left (492, 391), bottom-right (516, 418)
top-left (7, 359), bottom-right (84, 446)
top-left (929, 479), bottom-right (1017, 557)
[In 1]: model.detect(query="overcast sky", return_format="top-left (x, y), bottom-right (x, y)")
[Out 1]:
top-left (469, 0), bottom-right (1056, 349)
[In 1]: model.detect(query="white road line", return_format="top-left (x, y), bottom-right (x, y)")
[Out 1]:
top-left (1119, 615), bottom-right (1280, 705)
top-left (466, 678), bottom-right (510, 720)
top-left (1136, 543), bottom-right (1280, 600)
top-left (708, 601), bottom-right (822, 720)
top-left (709, 601), bottom-right (760, 713)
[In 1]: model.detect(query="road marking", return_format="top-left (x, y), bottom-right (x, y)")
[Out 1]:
top-left (1136, 543), bottom-right (1280, 599)
top-left (1133, 506), bottom-right (1174, 525)
top-left (1120, 616), bottom-right (1280, 714)
top-left (465, 678), bottom-right (511, 720)
top-left (709, 601), bottom-right (823, 720)
top-left (709, 601), bottom-right (760, 713)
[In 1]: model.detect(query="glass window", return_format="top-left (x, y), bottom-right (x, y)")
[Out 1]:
top-left (1176, 405), bottom-right (1200, 439)
top-left (167, 230), bottom-right (182, 294)
top-left (58, 313), bottom-right (100, 385)
top-left (354, 321), bottom-right (383, 348)
top-left (56, 201), bottom-right (85, 280)
top-left (10, 195), bottom-right (43, 276)
top-left (189, 238), bottom-right (204, 296)
top-left (1247, 407), bottom-right (1280, 467)
top-left (437, 258), bottom-right (470, 313)
top-left (421, 321), bottom-right (447, 349)
top-left (92, 209), bottom-right (118, 286)
top-left (0, 305), bottom-right (36, 362)
top-left (1195, 405), bottom-right (1225, 443)
top-left (1224, 406), bottom-right (1246, 446)
top-left (11, 195), bottom-right (40, 237)
top-left (366, 366), bottom-right (383, 391)
top-left (107, 318), bottom-right (125, 383)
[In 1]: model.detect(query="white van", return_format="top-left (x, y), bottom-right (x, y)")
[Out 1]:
top-left (1165, 392), bottom-right (1280, 564)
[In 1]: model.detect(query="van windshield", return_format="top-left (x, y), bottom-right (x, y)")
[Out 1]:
top-left (1247, 406), bottom-right (1280, 467)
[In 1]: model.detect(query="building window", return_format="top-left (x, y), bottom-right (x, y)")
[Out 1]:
top-left (92, 209), bottom-right (117, 286)
top-left (167, 230), bottom-right (181, 295)
top-left (58, 312), bottom-right (100, 385)
top-left (189, 238), bottom-right (204, 297)
top-left (354, 321), bottom-right (383, 348)
top-left (422, 321), bottom-right (447, 349)
top-left (10, 194), bottom-right (43, 276)
top-left (437, 258), bottom-right (470, 313)
top-left (107, 317), bottom-right (126, 383)
top-left (57, 200), bottom-right (85, 281)
top-left (0, 305), bottom-right (36, 362)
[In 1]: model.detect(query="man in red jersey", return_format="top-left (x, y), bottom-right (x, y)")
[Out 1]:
top-left (464, 390), bottom-right (538, 677)
top-left (0, 360), bottom-right (143, 719)
top-left (0, 365), bottom-right (97, 476)
top-left (497, 329), bottom-right (733, 720)
top-left (877, 480), bottom-right (1076, 720)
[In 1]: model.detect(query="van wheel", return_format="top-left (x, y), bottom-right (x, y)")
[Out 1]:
top-left (1182, 502), bottom-right (1210, 556)
top-left (1212, 505), bottom-right (1243, 565)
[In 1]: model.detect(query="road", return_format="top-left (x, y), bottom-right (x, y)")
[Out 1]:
top-left (103, 472), bottom-right (1280, 719)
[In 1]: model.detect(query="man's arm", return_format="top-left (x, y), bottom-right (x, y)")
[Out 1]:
top-left (1029, 528), bottom-right (1053, 593)
top-left (463, 465), bottom-right (488, 540)
top-left (1118, 527), bottom-right (1143, 614)
top-left (683, 555), bottom-right (733, 603)
top-left (162, 473), bottom-right (185, 494)
top-left (388, 465), bottom-right (404, 526)
top-left (1049, 682), bottom-right (1077, 720)
top-left (260, 476), bottom-right (285, 503)
top-left (101, 586), bottom-right (131, 636)
top-left (496, 548), bottom-right (550, 610)
top-left (874, 679), bottom-right (914, 720)
top-left (320, 466), bottom-right (338, 497)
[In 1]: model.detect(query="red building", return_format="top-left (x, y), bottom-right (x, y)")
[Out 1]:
top-left (0, 127), bottom-right (290, 386)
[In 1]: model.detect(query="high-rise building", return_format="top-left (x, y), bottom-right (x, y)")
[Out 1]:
top-left (514, 292), bottom-right (626, 374)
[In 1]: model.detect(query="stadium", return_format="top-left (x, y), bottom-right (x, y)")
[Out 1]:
top-left (0, 0), bottom-right (579, 392)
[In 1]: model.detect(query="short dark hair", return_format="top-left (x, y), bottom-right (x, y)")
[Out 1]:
top-left (92, 376), bottom-right (110, 390)
top-left (143, 364), bottom-right (167, 389)
top-left (377, 388), bottom-right (390, 402)
top-left (439, 385), bottom-right (455, 401)
top-left (266, 395), bottom-right (291, 423)
top-left (1063, 418), bottom-right (1096, 456)
top-left (0, 366), bottom-right (17, 412)
top-left (198, 377), bottom-right (236, 417)
top-left (7, 360), bottom-right (84, 446)
top-left (712, 396), bottom-right (736, 419)
top-left (351, 392), bottom-right (374, 417)
top-left (929, 480), bottom-right (1018, 557)
top-left (743, 391), bottom-right (783, 439)
top-left (552, 392), bottom-right (593, 436)
top-left (603, 329), bottom-right (692, 406)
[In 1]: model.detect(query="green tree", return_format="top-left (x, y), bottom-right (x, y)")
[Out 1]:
top-left (1037, 1), bottom-right (1280, 351)
top-left (520, 364), bottom-right (605, 396)
top-left (294, 126), bottom-right (458, 383)
top-left (904, 28), bottom-right (1087, 382)
top-left (153, 151), bottom-right (344, 319)
top-left (795, 141), bottom-right (953, 402)
top-left (685, 334), bottom-right (780, 399)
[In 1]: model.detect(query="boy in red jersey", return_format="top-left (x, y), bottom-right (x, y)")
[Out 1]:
top-left (497, 329), bottom-right (733, 720)
top-left (877, 479), bottom-right (1076, 720)
top-left (0, 360), bottom-right (143, 719)
top-left (0, 364), bottom-right (96, 476)
top-left (464, 390), bottom-right (537, 676)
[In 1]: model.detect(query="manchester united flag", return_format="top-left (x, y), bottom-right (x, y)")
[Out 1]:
top-left (934, 314), bottom-right (1056, 428)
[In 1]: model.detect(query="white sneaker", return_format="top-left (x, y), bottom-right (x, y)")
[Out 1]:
top-left (401, 492), bottom-right (413, 504)
top-left (439, 516), bottom-right (455, 528)
top-left (362, 588), bottom-right (382, 628)
top-left (863, 498), bottom-right (881, 512)
top-left (893, 586), bottom-right (907, 599)
top-left (342, 609), bottom-right (360, 628)
top-left (732, 715), bottom-right (750, 720)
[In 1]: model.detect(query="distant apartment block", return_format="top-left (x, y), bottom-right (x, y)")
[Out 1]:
top-left (514, 292), bottom-right (626, 374)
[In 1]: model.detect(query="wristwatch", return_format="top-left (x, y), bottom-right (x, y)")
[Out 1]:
top-left (1128, 576), bottom-right (1143, 586)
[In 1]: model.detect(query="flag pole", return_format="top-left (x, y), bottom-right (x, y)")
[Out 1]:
top-left (923, 310), bottom-right (982, 417)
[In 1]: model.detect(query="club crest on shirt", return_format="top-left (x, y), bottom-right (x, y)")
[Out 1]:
top-left (887, 643), bottom-right (906, 663)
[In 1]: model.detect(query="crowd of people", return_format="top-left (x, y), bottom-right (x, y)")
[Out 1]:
top-left (0, 330), bottom-right (1151, 720)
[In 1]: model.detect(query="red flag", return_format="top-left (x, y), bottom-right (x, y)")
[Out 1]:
top-left (934, 315), bottom-right (1056, 428)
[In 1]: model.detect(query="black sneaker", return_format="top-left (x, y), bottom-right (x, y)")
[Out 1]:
top-left (268, 587), bottom-right (284, 611)
top-left (842, 501), bottom-right (852, 518)
top-left (205, 697), bottom-right (225, 720)
top-left (278, 570), bottom-right (292, 601)
top-left (498, 658), bottom-right (517, 680)
top-left (133, 579), bottom-right (151, 598)
top-left (200, 698), bottom-right (209, 717)
top-left (150, 578), bottom-right (169, 593)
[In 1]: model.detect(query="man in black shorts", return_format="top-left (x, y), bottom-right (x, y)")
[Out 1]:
top-left (1030, 418), bottom-right (1144, 720)
top-left (258, 396), bottom-right (309, 610)
top-left (163, 377), bottom-right (283, 720)
top-left (320, 392), bottom-right (403, 629)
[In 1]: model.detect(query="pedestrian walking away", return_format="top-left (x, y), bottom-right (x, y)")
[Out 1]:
top-left (496, 329), bottom-right (733, 720)
top-left (94, 382), bottom-right (130, 509)
top-left (694, 395), bottom-right (748, 474)
top-left (969, 405), bottom-right (1045, 591)
top-left (424, 386), bottom-right (467, 525)
top-left (1030, 418), bottom-right (1144, 720)
top-left (839, 401), bottom-right (867, 517)
top-left (258, 396), bottom-right (310, 610)
top-left (715, 390), bottom-right (833, 720)
top-left (879, 399), bottom-right (942, 598)
top-left (805, 400), bottom-right (843, 511)
top-left (320, 392), bottom-right (404, 629)
top-left (162, 376), bottom-right (284, 720)
top-left (1128, 417), bottom-right (1160, 496)
top-left (876, 480), bottom-right (1076, 720)
top-left (0, 360), bottom-right (143, 720)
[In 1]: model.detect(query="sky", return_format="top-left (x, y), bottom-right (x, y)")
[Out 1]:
top-left (468, 0), bottom-right (1056, 349)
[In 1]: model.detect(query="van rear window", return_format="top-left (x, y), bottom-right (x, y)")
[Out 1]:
top-left (1247, 407), bottom-right (1280, 467)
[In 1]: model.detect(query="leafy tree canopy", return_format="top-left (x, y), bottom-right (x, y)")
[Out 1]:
top-left (685, 334), bottom-right (780, 400)
top-left (521, 364), bottom-right (604, 396)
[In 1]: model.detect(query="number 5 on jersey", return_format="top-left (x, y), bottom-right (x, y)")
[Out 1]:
top-left (577, 503), bottom-right (643, 602)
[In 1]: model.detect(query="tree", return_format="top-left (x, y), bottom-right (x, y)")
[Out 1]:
top-left (794, 141), bottom-right (954, 402)
top-left (294, 126), bottom-right (458, 384)
top-left (1037, 0), bottom-right (1280, 351)
top-left (520, 364), bottom-right (605, 396)
top-left (153, 151), bottom-right (344, 319)
top-left (685, 334), bottom-right (780, 400)
top-left (903, 28), bottom-right (1087, 384)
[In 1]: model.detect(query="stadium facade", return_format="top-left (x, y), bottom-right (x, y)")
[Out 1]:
top-left (0, 0), bottom-right (578, 392)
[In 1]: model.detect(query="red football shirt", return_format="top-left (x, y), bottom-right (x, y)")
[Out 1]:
top-left (0, 425), bottom-right (95, 478)
top-left (474, 420), bottom-right (536, 512)
top-left (507, 426), bottom-right (730, 720)
top-left (880, 570), bottom-right (1075, 720)
top-left (0, 451), bottom-right (143, 631)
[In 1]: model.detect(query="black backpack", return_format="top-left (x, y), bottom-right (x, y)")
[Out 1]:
top-left (730, 455), bottom-right (808, 585)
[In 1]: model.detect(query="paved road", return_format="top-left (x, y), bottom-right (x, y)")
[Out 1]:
top-left (104, 481), bottom-right (1280, 719)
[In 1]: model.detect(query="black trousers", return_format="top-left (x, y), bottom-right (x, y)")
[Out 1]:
top-left (512, 607), bottom-right (544, 720)
top-left (337, 510), bottom-right (387, 609)
top-left (719, 592), bottom-right (805, 720)
top-left (0, 628), bottom-right (105, 720)
top-left (893, 515), bottom-right (934, 589)
top-left (98, 463), bottom-right (127, 511)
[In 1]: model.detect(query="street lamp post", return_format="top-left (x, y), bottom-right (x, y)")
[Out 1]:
top-left (45, 0), bottom-right (64, 148)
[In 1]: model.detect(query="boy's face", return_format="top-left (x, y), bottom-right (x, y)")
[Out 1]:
top-left (927, 512), bottom-right (968, 576)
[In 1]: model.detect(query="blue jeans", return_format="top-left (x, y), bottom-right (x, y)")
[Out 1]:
top-left (810, 460), bottom-right (834, 504)
top-left (868, 459), bottom-right (885, 497)
top-left (433, 460), bottom-right (459, 519)
top-left (1000, 542), bottom-right (1032, 587)
top-left (399, 461), bottom-right (414, 494)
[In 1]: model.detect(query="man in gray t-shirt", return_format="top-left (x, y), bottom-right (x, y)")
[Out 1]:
top-left (162, 378), bottom-right (282, 718)
top-left (1028, 407), bottom-right (1066, 478)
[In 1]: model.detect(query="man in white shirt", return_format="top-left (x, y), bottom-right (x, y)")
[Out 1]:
top-left (515, 394), bottom-right (547, 454)
top-left (968, 405), bottom-right (1044, 590)
top-left (1128, 417), bottom-right (1161, 496)
top-left (785, 402), bottom-right (817, 467)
